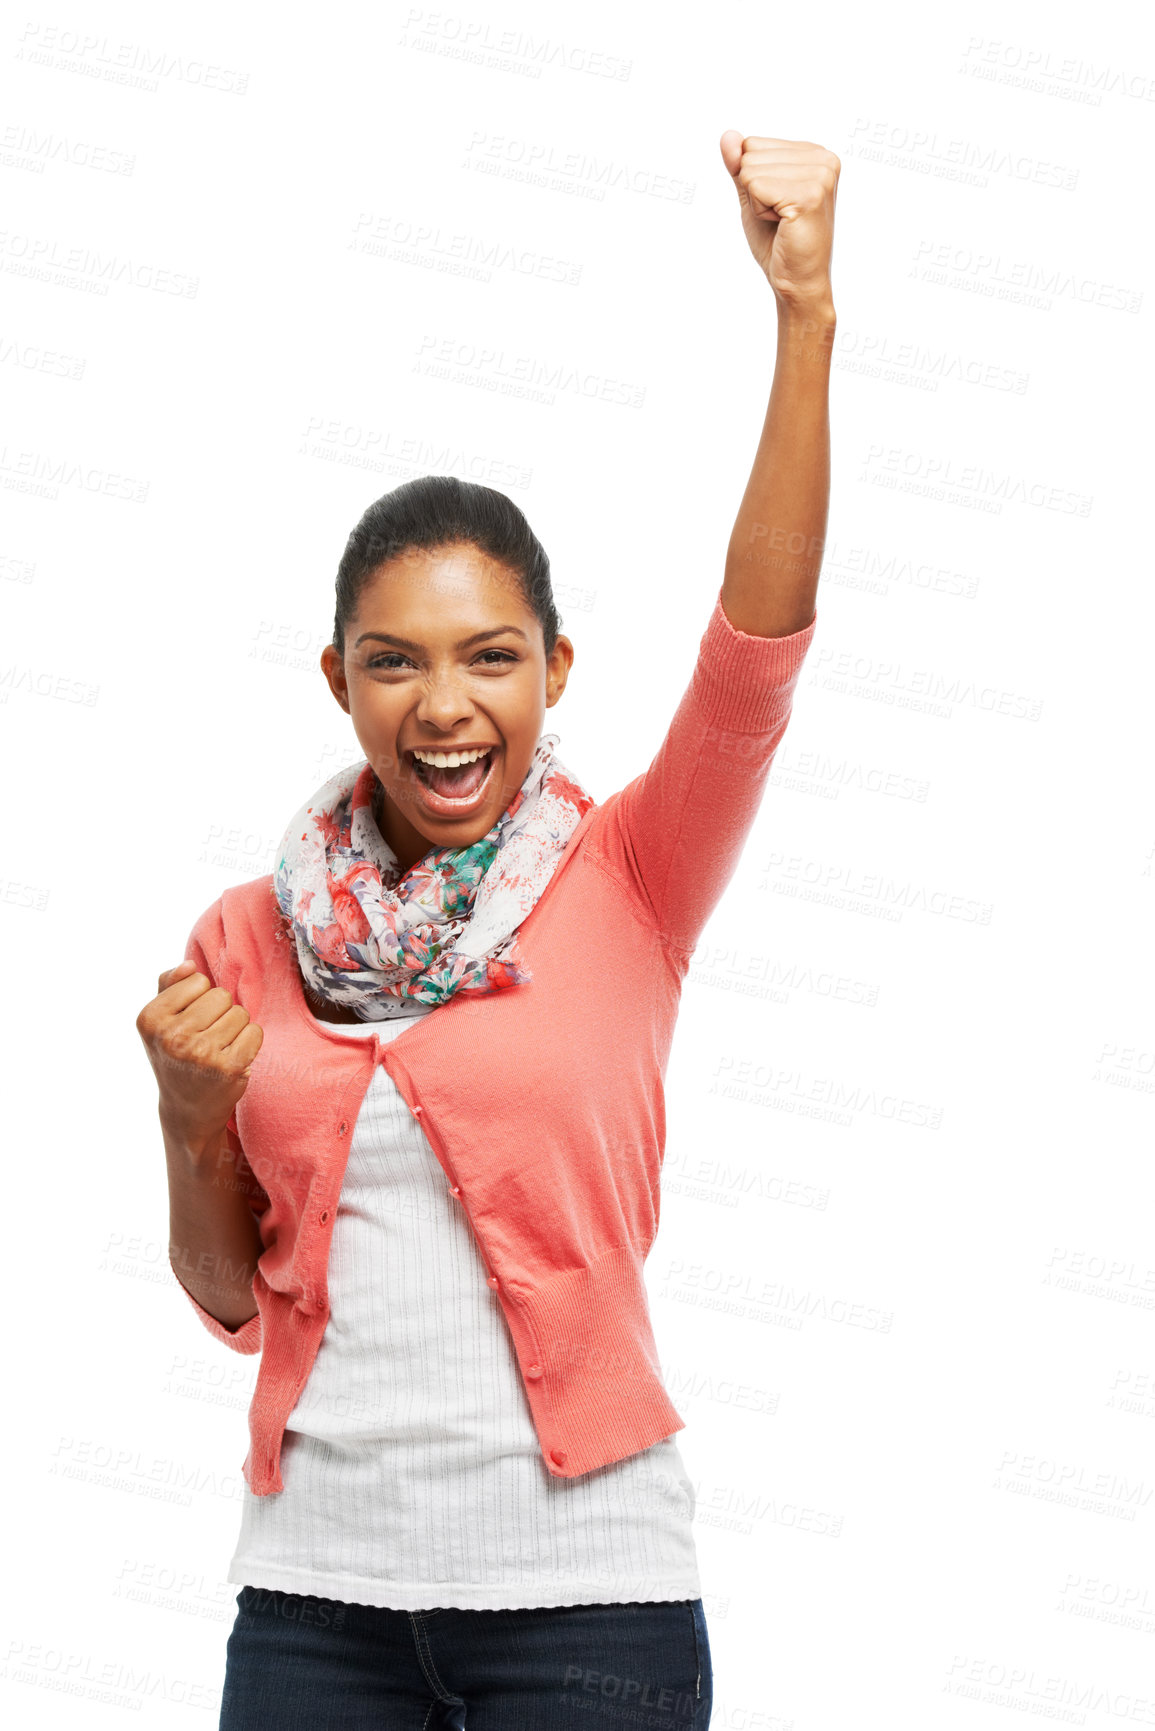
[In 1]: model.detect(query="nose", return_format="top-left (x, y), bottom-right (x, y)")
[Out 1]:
top-left (413, 666), bottom-right (475, 734)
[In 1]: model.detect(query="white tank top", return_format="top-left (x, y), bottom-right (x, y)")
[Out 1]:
top-left (226, 1008), bottom-right (702, 1611)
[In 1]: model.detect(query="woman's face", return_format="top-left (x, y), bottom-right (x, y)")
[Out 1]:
top-left (321, 541), bottom-right (574, 877)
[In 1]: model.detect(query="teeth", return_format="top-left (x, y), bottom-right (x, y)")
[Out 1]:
top-left (411, 746), bottom-right (492, 769)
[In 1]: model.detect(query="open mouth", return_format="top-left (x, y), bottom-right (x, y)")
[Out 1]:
top-left (406, 746), bottom-right (498, 812)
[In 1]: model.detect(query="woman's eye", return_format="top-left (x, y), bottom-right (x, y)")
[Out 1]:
top-left (367, 650), bottom-right (517, 670)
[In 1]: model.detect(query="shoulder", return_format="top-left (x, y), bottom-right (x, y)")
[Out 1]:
top-left (218, 871), bottom-right (278, 925)
top-left (189, 873), bottom-right (279, 982)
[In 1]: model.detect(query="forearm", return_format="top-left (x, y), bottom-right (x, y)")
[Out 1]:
top-left (164, 1118), bottom-right (264, 1331)
top-left (721, 294), bottom-right (836, 639)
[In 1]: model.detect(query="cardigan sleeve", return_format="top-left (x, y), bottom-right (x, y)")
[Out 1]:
top-left (592, 586), bottom-right (817, 956)
top-left (172, 899), bottom-right (266, 1356)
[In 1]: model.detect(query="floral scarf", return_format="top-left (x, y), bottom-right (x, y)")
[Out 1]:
top-left (272, 733), bottom-right (595, 1020)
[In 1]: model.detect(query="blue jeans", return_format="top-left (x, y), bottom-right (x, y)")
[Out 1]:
top-left (218, 1584), bottom-right (712, 1730)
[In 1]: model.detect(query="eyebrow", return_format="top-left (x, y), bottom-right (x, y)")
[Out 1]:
top-left (354, 626), bottom-right (529, 651)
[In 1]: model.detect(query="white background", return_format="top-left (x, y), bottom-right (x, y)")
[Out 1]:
top-left (3, 0), bottom-right (1153, 1725)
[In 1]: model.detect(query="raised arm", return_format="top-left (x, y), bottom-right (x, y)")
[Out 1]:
top-left (591, 133), bottom-right (838, 956)
top-left (719, 132), bottom-right (839, 637)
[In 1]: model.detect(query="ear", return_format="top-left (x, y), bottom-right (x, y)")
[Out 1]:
top-left (320, 644), bottom-right (352, 716)
top-left (544, 634), bottom-right (575, 707)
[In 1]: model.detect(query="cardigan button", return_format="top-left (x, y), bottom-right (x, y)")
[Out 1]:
top-left (486, 1275), bottom-right (499, 1289)
top-left (411, 1104), bottom-right (423, 1118)
top-left (449, 1185), bottom-right (461, 1198)
top-left (526, 1364), bottom-right (542, 1379)
top-left (549, 1449), bottom-right (567, 1468)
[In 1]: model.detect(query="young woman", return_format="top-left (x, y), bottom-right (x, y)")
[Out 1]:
top-left (137, 133), bottom-right (839, 1730)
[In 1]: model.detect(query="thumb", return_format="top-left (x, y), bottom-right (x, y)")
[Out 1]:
top-left (719, 129), bottom-right (745, 188)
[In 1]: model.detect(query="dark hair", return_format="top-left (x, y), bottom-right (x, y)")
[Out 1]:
top-left (332, 475), bottom-right (561, 660)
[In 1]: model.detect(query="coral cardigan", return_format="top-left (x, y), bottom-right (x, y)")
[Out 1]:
top-left (178, 588), bottom-right (818, 1496)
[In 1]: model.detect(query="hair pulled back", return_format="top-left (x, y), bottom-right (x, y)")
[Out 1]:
top-left (332, 476), bottom-right (560, 660)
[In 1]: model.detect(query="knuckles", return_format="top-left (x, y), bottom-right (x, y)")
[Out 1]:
top-left (736, 143), bottom-right (842, 196)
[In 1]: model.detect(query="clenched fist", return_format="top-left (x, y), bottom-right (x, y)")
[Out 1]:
top-left (137, 957), bottom-right (263, 1156)
top-left (720, 132), bottom-right (839, 308)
